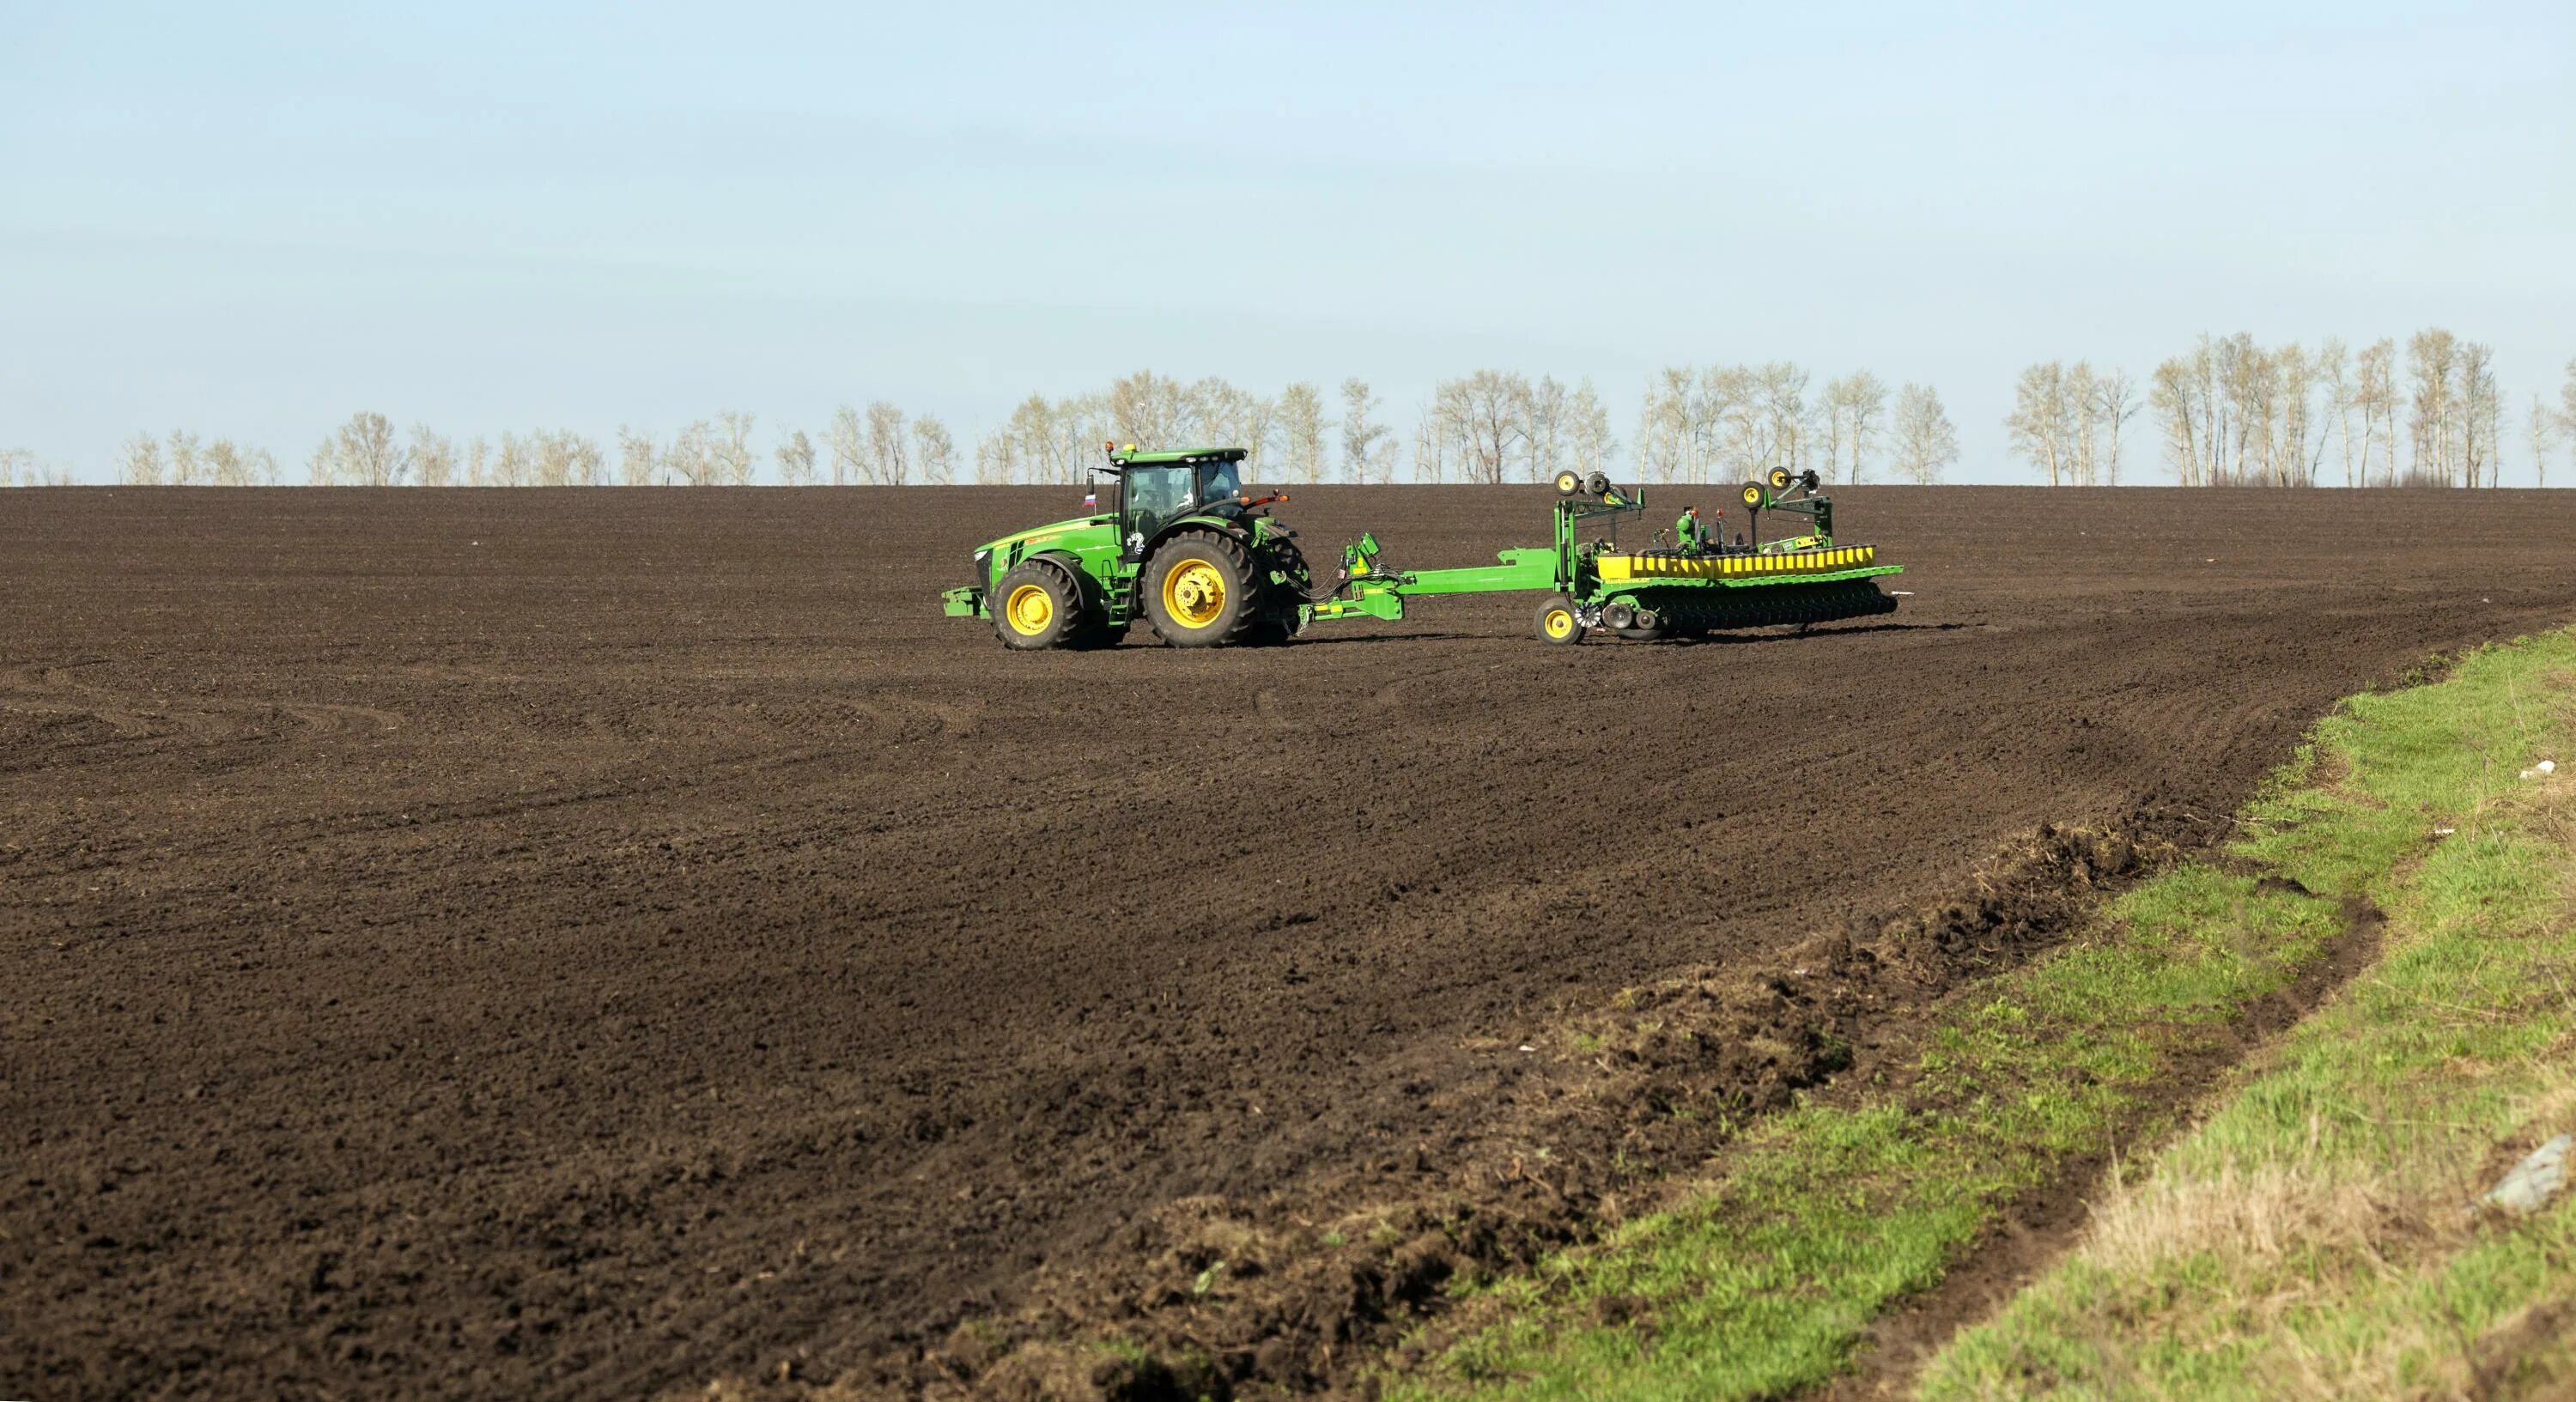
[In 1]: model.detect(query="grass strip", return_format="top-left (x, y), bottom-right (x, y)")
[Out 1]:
top-left (1390, 630), bottom-right (2576, 1402)
top-left (1922, 632), bottom-right (2576, 1400)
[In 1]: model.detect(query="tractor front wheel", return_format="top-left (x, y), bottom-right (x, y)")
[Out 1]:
top-left (993, 561), bottom-right (1085, 651)
top-left (1535, 594), bottom-right (1586, 646)
top-left (1144, 531), bottom-right (1259, 648)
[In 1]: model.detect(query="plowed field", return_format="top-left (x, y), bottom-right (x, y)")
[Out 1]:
top-left (6, 485), bottom-right (2573, 1399)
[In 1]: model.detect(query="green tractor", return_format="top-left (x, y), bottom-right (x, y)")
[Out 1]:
top-left (943, 444), bottom-right (1318, 650)
top-left (941, 445), bottom-right (1905, 648)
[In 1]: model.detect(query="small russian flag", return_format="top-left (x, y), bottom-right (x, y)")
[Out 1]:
top-left (1082, 490), bottom-right (1097, 509)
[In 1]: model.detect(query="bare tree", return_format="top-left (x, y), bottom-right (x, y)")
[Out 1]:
top-left (617, 427), bottom-right (657, 487)
top-left (1107, 371), bottom-right (1195, 449)
top-left (465, 437), bottom-right (490, 488)
top-left (2007, 362), bottom-right (2074, 485)
top-left (775, 428), bottom-right (817, 487)
top-left (2459, 342), bottom-right (2500, 489)
top-left (491, 431), bottom-right (532, 488)
top-left (2529, 396), bottom-right (2557, 491)
top-left (1755, 362), bottom-right (1808, 475)
top-left (1522, 374), bottom-right (1567, 485)
top-left (2315, 339), bottom-right (2353, 488)
top-left (0, 447), bottom-right (32, 488)
top-left (864, 402), bottom-right (908, 485)
top-left (2406, 328), bottom-right (2460, 485)
top-left (2355, 339), bottom-right (2397, 486)
top-left (2065, 362), bottom-right (2101, 486)
top-left (204, 439), bottom-right (247, 487)
top-left (665, 422), bottom-right (714, 486)
top-left (713, 411), bottom-right (756, 486)
top-left (913, 416), bottom-right (957, 484)
top-left (410, 425), bottom-right (457, 488)
top-left (1891, 384), bottom-right (1958, 484)
top-left (330, 411), bottom-right (404, 486)
top-left (118, 434), bottom-right (164, 486)
top-left (973, 427), bottom-right (1017, 485)
top-left (1274, 381), bottom-right (1328, 485)
top-left (2561, 356), bottom-right (2576, 489)
top-left (827, 406), bottom-right (865, 485)
top-left (535, 430), bottom-right (602, 487)
top-left (1430, 370), bottom-right (1529, 485)
top-left (1566, 378), bottom-right (1614, 480)
top-left (2150, 358), bottom-right (2202, 484)
top-left (1340, 378), bottom-right (1387, 484)
top-left (1822, 372), bottom-right (1888, 483)
top-left (167, 430), bottom-right (204, 487)
top-left (2093, 367), bottom-right (2139, 486)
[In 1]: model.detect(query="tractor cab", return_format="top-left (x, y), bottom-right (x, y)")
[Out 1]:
top-left (1103, 446), bottom-right (1249, 559)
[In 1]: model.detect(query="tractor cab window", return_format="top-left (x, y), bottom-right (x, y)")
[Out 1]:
top-left (1200, 460), bottom-right (1242, 504)
top-left (1121, 465), bottom-right (1191, 555)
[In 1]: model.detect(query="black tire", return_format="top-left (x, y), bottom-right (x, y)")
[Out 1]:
top-left (1552, 469), bottom-right (1583, 496)
top-left (1587, 471), bottom-right (1612, 496)
top-left (1535, 594), bottom-right (1585, 646)
top-left (992, 561), bottom-right (1084, 651)
top-left (1242, 613), bottom-right (1298, 647)
top-left (1143, 530), bottom-right (1260, 648)
top-left (1070, 617), bottom-right (1129, 650)
top-left (1740, 481), bottom-right (1765, 508)
top-left (1768, 466), bottom-right (1795, 490)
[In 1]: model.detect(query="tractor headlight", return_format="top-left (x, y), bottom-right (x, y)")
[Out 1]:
top-left (972, 548), bottom-right (992, 584)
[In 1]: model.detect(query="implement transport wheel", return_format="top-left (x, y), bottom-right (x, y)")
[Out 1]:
top-left (1145, 530), bottom-right (1259, 648)
top-left (993, 561), bottom-right (1084, 651)
top-left (1768, 466), bottom-right (1795, 490)
top-left (1740, 481), bottom-right (1765, 508)
top-left (1535, 595), bottom-right (1586, 646)
top-left (1552, 469), bottom-right (1583, 496)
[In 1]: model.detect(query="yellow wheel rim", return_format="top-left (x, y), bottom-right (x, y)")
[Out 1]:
top-left (1554, 470), bottom-right (1580, 495)
top-left (1741, 484), bottom-right (1764, 507)
top-left (1162, 559), bottom-right (1228, 628)
top-left (1543, 608), bottom-right (1575, 640)
top-left (1005, 583), bottom-right (1054, 635)
top-left (1769, 467), bottom-right (1793, 489)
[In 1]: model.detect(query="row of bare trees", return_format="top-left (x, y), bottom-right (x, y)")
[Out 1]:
top-left (27, 354), bottom-right (2572, 489)
top-left (1634, 366), bottom-right (1959, 485)
top-left (2125, 331), bottom-right (2562, 489)
top-left (0, 448), bottom-right (77, 487)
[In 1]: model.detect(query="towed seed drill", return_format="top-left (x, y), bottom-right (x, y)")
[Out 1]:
top-left (939, 444), bottom-right (1902, 649)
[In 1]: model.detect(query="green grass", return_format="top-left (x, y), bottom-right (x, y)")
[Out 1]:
top-left (1390, 632), bottom-right (2576, 1402)
top-left (1921, 634), bottom-right (2576, 1401)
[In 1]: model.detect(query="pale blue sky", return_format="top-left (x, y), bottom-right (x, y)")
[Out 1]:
top-left (4, 1), bottom-right (2572, 483)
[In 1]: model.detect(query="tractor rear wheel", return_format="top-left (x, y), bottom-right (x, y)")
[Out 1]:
top-left (1144, 530), bottom-right (1260, 648)
top-left (1535, 594), bottom-right (1586, 646)
top-left (993, 561), bottom-right (1084, 651)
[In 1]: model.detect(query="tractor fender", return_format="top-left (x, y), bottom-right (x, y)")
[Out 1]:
top-left (1136, 513), bottom-right (1256, 564)
top-left (1013, 550), bottom-right (1099, 609)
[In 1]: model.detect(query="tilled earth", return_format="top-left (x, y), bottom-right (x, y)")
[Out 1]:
top-left (5, 485), bottom-right (2574, 1400)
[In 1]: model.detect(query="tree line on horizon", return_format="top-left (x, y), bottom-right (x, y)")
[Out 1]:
top-left (9, 341), bottom-right (2572, 489)
top-left (2009, 330), bottom-right (2566, 489)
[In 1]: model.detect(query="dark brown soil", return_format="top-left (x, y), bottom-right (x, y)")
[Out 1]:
top-left (5, 485), bottom-right (2573, 1402)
